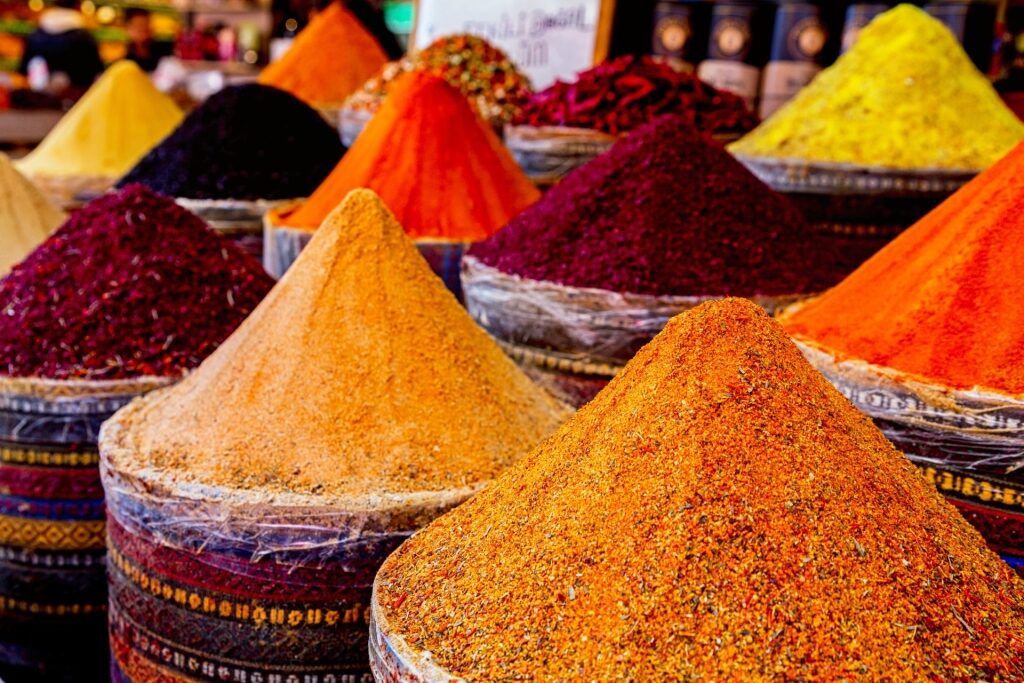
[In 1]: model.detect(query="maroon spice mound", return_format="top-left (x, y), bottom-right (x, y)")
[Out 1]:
top-left (513, 56), bottom-right (758, 136)
top-left (0, 184), bottom-right (274, 381)
top-left (470, 115), bottom-right (842, 297)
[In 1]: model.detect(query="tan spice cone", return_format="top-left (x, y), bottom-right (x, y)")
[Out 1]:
top-left (101, 188), bottom-right (568, 507)
top-left (0, 153), bottom-right (64, 276)
top-left (372, 297), bottom-right (1024, 681)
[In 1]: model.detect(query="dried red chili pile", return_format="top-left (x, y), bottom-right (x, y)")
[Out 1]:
top-left (470, 115), bottom-right (842, 297)
top-left (375, 298), bottom-right (1024, 681)
top-left (0, 184), bottom-right (274, 380)
top-left (513, 55), bottom-right (758, 136)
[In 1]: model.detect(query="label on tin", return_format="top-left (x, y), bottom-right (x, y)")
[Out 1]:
top-left (697, 60), bottom-right (761, 105)
top-left (706, 5), bottom-right (756, 61)
top-left (758, 61), bottom-right (821, 117)
top-left (652, 4), bottom-right (696, 68)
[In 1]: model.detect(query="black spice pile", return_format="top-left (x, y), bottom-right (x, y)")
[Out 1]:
top-left (118, 84), bottom-right (345, 200)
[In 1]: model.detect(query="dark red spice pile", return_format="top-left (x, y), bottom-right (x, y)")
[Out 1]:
top-left (470, 115), bottom-right (842, 297)
top-left (0, 184), bottom-right (274, 380)
top-left (513, 56), bottom-right (758, 136)
top-left (118, 84), bottom-right (344, 200)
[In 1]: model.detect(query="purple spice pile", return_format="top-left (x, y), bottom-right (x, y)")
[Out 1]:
top-left (470, 115), bottom-right (842, 297)
top-left (0, 184), bottom-right (274, 380)
top-left (118, 84), bottom-right (344, 200)
top-left (513, 56), bottom-right (758, 136)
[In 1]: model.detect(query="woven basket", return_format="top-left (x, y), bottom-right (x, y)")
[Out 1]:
top-left (787, 328), bottom-right (1024, 567)
top-left (734, 155), bottom-right (977, 273)
top-left (0, 373), bottom-right (172, 683)
top-left (177, 197), bottom-right (301, 266)
top-left (100, 408), bottom-right (484, 683)
top-left (462, 256), bottom-right (807, 407)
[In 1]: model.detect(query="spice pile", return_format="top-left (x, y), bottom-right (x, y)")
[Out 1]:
top-left (730, 5), bottom-right (1024, 169)
top-left (99, 189), bottom-right (567, 682)
top-left (514, 56), bottom-right (758, 136)
top-left (470, 115), bottom-right (839, 297)
top-left (17, 61), bottom-right (183, 181)
top-left (374, 298), bottom-right (1024, 681)
top-left (277, 72), bottom-right (539, 240)
top-left (258, 1), bottom-right (387, 108)
top-left (0, 153), bottom-right (64, 276)
top-left (783, 141), bottom-right (1024, 394)
top-left (118, 84), bottom-right (344, 200)
top-left (343, 35), bottom-right (531, 126)
top-left (0, 184), bottom-right (274, 380)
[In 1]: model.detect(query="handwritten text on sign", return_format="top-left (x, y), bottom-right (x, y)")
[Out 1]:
top-left (414, 0), bottom-right (606, 88)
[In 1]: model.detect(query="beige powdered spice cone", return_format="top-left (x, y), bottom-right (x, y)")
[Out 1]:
top-left (101, 188), bottom-right (569, 513)
top-left (0, 153), bottom-right (64, 276)
top-left (371, 298), bottom-right (1024, 681)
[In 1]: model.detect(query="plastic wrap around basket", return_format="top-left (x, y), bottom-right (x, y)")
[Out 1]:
top-left (265, 216), bottom-right (467, 299)
top-left (339, 107), bottom-right (374, 148)
top-left (25, 173), bottom-right (114, 211)
top-left (100, 415), bottom-right (484, 683)
top-left (734, 155), bottom-right (977, 273)
top-left (0, 374), bottom-right (171, 683)
top-left (462, 256), bottom-right (806, 406)
top-left (177, 197), bottom-right (299, 266)
top-left (792, 337), bottom-right (1024, 564)
top-left (503, 125), bottom-right (617, 186)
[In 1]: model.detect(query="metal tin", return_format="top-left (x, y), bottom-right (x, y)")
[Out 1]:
top-left (925, 0), bottom-right (998, 72)
top-left (842, 3), bottom-right (892, 52)
top-left (697, 1), bottom-right (774, 106)
top-left (760, 2), bottom-right (829, 117)
top-left (651, 0), bottom-right (711, 71)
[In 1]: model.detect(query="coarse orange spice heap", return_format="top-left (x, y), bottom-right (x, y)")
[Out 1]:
top-left (373, 298), bottom-right (1024, 681)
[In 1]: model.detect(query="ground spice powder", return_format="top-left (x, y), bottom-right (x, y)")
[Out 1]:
top-left (730, 5), bottom-right (1024, 170)
top-left (0, 153), bottom-right (64, 276)
top-left (782, 141), bottom-right (1024, 396)
top-left (0, 185), bottom-right (273, 380)
top-left (258, 2), bottom-right (387, 108)
top-left (118, 84), bottom-right (344, 200)
top-left (17, 61), bottom-right (183, 180)
top-left (279, 72), bottom-right (539, 240)
top-left (111, 189), bottom-right (567, 498)
top-left (470, 115), bottom-right (841, 296)
top-left (375, 298), bottom-right (1024, 681)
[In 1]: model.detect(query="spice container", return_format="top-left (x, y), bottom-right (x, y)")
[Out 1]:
top-left (100, 190), bottom-right (568, 682)
top-left (465, 116), bottom-right (841, 407)
top-left (506, 56), bottom-right (757, 184)
top-left (759, 1), bottom-right (831, 118)
top-left (371, 298), bottom-right (1024, 681)
top-left (181, 197), bottom-right (300, 264)
top-left (266, 72), bottom-right (538, 299)
top-left (926, 0), bottom-right (998, 73)
top-left (651, 0), bottom-right (711, 71)
top-left (697, 0), bottom-right (774, 107)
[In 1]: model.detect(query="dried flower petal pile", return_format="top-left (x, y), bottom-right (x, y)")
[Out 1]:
top-left (374, 298), bottom-right (1024, 681)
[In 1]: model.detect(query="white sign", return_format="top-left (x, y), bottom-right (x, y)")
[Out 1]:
top-left (414, 0), bottom-right (613, 88)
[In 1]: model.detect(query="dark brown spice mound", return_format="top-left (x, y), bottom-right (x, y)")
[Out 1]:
top-left (376, 298), bottom-right (1024, 681)
top-left (0, 184), bottom-right (274, 380)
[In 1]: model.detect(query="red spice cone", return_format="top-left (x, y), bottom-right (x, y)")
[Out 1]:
top-left (374, 297), bottom-right (1024, 681)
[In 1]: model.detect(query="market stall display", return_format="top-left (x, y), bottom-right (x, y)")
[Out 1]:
top-left (372, 298), bottom-right (1024, 680)
top-left (15, 61), bottom-right (183, 208)
top-left (0, 152), bottom-right (63, 277)
top-left (118, 83), bottom-right (345, 262)
top-left (100, 190), bottom-right (568, 682)
top-left (731, 5), bottom-right (1024, 272)
top-left (780, 139), bottom-right (1024, 573)
top-left (0, 185), bottom-right (272, 683)
top-left (464, 114), bottom-right (842, 406)
top-left (266, 72), bottom-right (538, 297)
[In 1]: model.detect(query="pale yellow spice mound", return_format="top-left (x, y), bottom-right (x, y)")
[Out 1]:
top-left (111, 189), bottom-right (568, 498)
top-left (376, 298), bottom-right (1024, 681)
top-left (730, 4), bottom-right (1024, 170)
top-left (0, 153), bottom-right (64, 275)
top-left (17, 61), bottom-right (183, 179)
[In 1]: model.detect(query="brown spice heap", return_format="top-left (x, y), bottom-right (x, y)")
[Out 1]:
top-left (375, 298), bottom-right (1024, 680)
top-left (0, 152), bottom-right (64, 276)
top-left (109, 189), bottom-right (568, 499)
